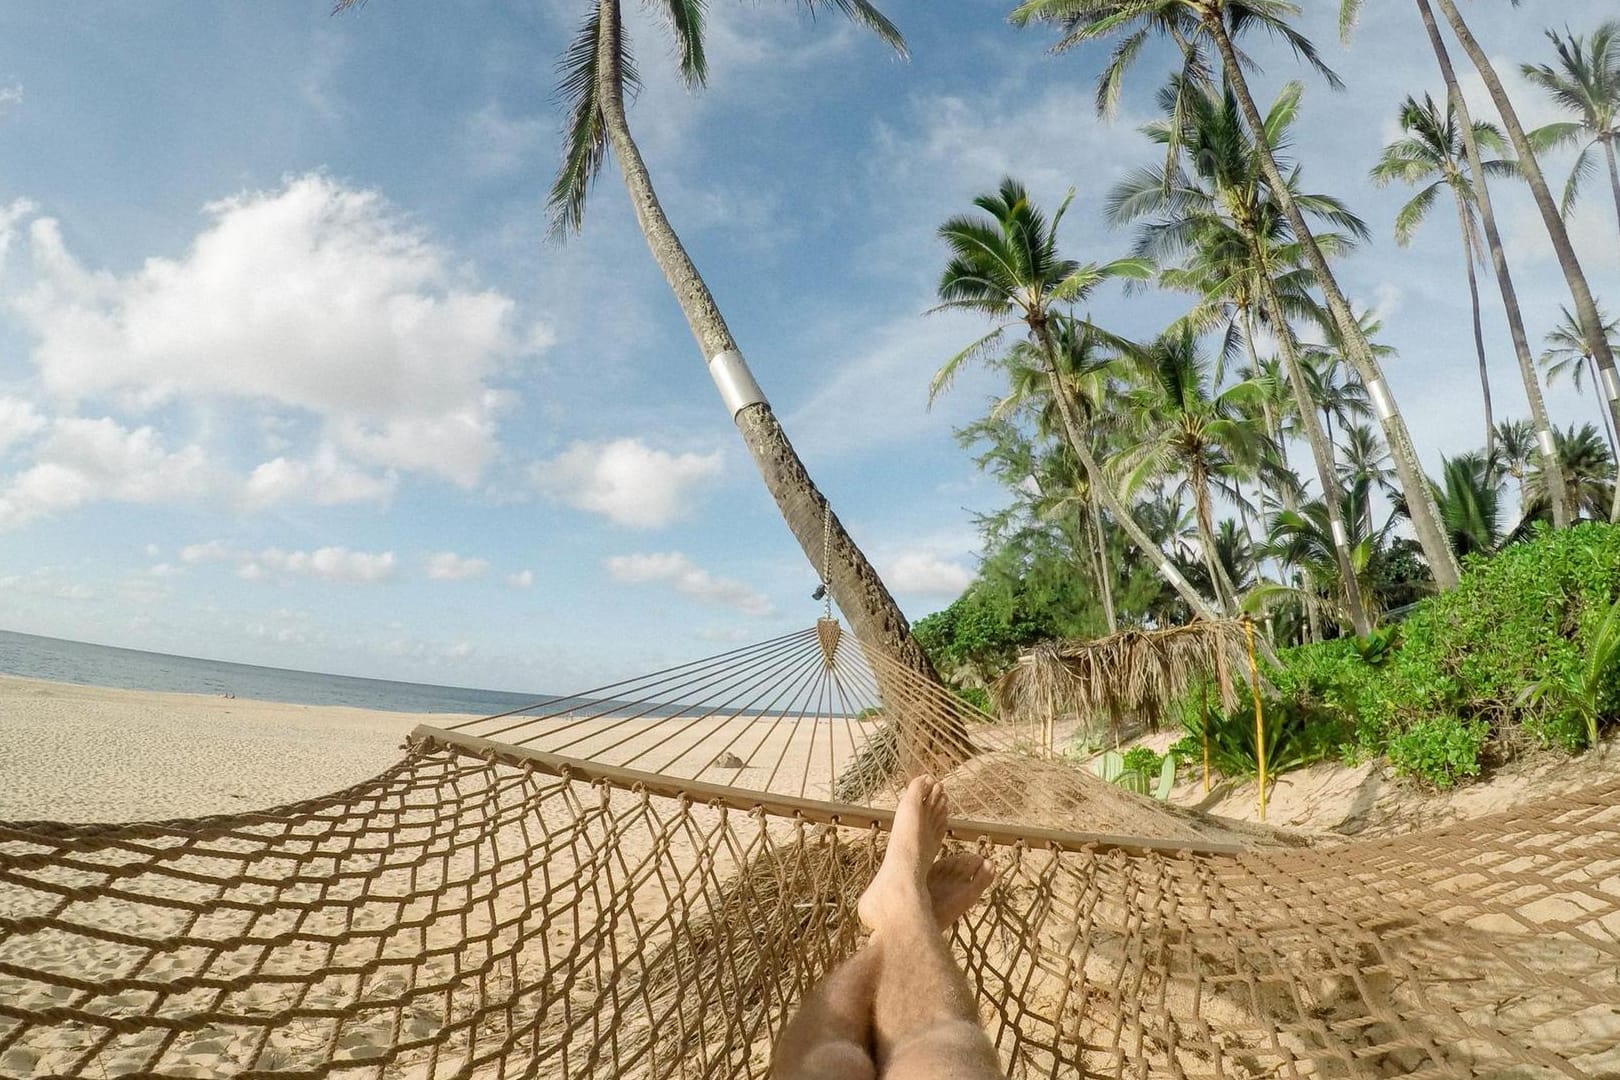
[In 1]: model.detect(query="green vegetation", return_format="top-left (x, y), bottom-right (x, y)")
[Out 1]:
top-left (1258, 523), bottom-right (1620, 787)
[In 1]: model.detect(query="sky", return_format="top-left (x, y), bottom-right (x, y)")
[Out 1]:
top-left (0, 1), bottom-right (1616, 694)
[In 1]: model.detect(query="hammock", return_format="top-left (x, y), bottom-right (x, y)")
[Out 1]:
top-left (1, 620), bottom-right (1617, 1079)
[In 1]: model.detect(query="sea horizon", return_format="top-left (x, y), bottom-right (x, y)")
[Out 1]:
top-left (0, 627), bottom-right (568, 716)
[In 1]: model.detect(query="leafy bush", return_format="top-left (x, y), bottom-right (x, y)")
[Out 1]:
top-left (1174, 691), bottom-right (1347, 783)
top-left (1120, 746), bottom-right (1162, 774)
top-left (1262, 522), bottom-right (1620, 785)
top-left (1386, 716), bottom-right (1488, 789)
top-left (952, 685), bottom-right (993, 715)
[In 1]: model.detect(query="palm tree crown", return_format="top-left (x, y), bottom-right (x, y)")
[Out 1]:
top-left (1521, 20), bottom-right (1620, 222)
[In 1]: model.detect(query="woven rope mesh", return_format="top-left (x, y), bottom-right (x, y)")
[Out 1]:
top-left (3, 621), bottom-right (1618, 1078)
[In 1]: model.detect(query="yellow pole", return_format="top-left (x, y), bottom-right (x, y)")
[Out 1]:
top-left (1201, 681), bottom-right (1211, 794)
top-left (1245, 617), bottom-right (1266, 821)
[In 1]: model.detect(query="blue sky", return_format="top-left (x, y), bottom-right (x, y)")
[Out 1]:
top-left (0, 1), bottom-right (1615, 693)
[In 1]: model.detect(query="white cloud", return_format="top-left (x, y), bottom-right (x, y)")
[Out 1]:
top-left (177, 539), bottom-right (395, 583)
top-left (243, 451), bottom-right (397, 510)
top-left (506, 569), bottom-right (535, 589)
top-left (0, 83), bottom-right (21, 109)
top-left (605, 551), bottom-right (774, 616)
top-left (0, 197), bottom-right (35, 262)
top-left (0, 397), bottom-right (47, 457)
top-left (180, 539), bottom-right (240, 564)
top-left (883, 552), bottom-right (975, 597)
top-left (532, 438), bottom-right (724, 528)
top-left (426, 551), bottom-right (490, 581)
top-left (240, 547), bottom-right (397, 584)
top-left (0, 417), bottom-right (218, 529)
top-left (12, 174), bottom-right (533, 487)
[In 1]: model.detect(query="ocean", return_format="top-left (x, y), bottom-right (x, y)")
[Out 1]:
top-left (0, 628), bottom-right (567, 716)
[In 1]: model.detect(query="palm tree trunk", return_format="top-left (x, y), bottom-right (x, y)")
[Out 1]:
top-left (1258, 282), bottom-right (1373, 636)
top-left (1192, 469), bottom-right (1240, 615)
top-left (1415, 0), bottom-right (1569, 528)
top-left (1203, 16), bottom-right (1462, 591)
top-left (1603, 134), bottom-right (1620, 243)
top-left (1086, 505), bottom-right (1120, 634)
top-left (1429, 0), bottom-right (1620, 455)
top-left (1455, 203), bottom-right (1496, 463)
top-left (1031, 332), bottom-right (1221, 623)
top-left (591, 0), bottom-right (968, 766)
top-left (1593, 356), bottom-right (1620, 463)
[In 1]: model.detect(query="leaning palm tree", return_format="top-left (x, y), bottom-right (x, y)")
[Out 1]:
top-left (1362, 8), bottom-right (1572, 529)
top-left (1390, 0), bottom-right (1620, 460)
top-left (335, 0), bottom-right (943, 689)
top-left (1371, 94), bottom-right (1520, 460)
top-left (1541, 303), bottom-right (1620, 463)
top-left (928, 179), bottom-right (1231, 621)
top-left (1521, 20), bottom-right (1620, 234)
top-left (1013, 0), bottom-right (1464, 590)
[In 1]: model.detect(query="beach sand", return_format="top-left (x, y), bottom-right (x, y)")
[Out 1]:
top-left (0, 674), bottom-right (481, 822)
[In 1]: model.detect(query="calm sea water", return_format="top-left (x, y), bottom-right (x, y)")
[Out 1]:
top-left (0, 629), bottom-right (571, 716)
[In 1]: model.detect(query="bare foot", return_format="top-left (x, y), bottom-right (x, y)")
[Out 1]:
top-left (858, 775), bottom-right (949, 934)
top-left (926, 852), bottom-right (996, 930)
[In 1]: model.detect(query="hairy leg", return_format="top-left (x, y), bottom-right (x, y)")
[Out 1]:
top-left (858, 775), bottom-right (1004, 1080)
top-left (771, 779), bottom-right (996, 1080)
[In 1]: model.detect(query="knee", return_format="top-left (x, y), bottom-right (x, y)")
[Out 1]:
top-left (788, 1040), bottom-right (876, 1080)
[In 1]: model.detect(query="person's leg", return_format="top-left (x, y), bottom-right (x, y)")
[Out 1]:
top-left (769, 851), bottom-right (996, 1080)
top-left (858, 775), bottom-right (1005, 1080)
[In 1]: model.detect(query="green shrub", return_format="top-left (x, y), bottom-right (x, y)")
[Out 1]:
top-left (1386, 716), bottom-right (1488, 789)
top-left (952, 685), bottom-right (993, 716)
top-left (1120, 746), bottom-right (1162, 774)
top-left (1258, 522), bottom-right (1620, 785)
top-left (1175, 693), bottom-right (1347, 783)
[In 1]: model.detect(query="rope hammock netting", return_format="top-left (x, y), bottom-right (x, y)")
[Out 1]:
top-left (2, 618), bottom-right (1618, 1079)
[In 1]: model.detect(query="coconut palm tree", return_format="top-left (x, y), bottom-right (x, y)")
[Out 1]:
top-left (1521, 21), bottom-right (1620, 234)
top-left (1114, 328), bottom-right (1271, 616)
top-left (1363, 7), bottom-right (1573, 529)
top-left (1492, 418), bottom-right (1538, 509)
top-left (1370, 94), bottom-right (1520, 459)
top-left (1014, 0), bottom-right (1464, 590)
top-left (1542, 303), bottom-right (1620, 463)
top-left (1406, 0), bottom-right (1620, 461)
top-left (1525, 424), bottom-right (1617, 523)
top-left (929, 179), bottom-right (1231, 621)
top-left (1111, 76), bottom-right (1373, 634)
top-left (338, 0), bottom-right (956, 700)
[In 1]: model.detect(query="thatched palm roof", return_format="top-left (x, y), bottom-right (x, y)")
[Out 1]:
top-left (992, 620), bottom-right (1254, 736)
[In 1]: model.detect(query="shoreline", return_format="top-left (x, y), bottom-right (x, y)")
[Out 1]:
top-left (0, 673), bottom-right (482, 823)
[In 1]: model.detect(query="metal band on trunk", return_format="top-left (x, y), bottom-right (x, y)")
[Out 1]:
top-left (1601, 365), bottom-right (1620, 404)
top-left (709, 350), bottom-right (769, 418)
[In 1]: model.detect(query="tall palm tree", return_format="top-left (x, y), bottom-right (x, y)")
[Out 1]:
top-left (1542, 303), bottom-right (1620, 463)
top-left (1371, 94), bottom-right (1519, 460)
top-left (1410, 0), bottom-right (1620, 462)
top-left (928, 179), bottom-right (1228, 618)
top-left (1115, 330), bottom-right (1271, 616)
top-left (1492, 417), bottom-right (1538, 510)
top-left (1337, 421), bottom-right (1395, 538)
top-left (1111, 75), bottom-right (1374, 633)
top-left (1014, 0), bottom-right (1464, 590)
top-left (1368, 5), bottom-right (1573, 529)
top-left (1526, 424), bottom-right (1617, 524)
top-left (1521, 21), bottom-right (1620, 235)
top-left (338, 1), bottom-right (942, 679)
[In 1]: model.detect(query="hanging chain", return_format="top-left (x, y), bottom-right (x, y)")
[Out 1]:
top-left (820, 503), bottom-right (833, 621)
